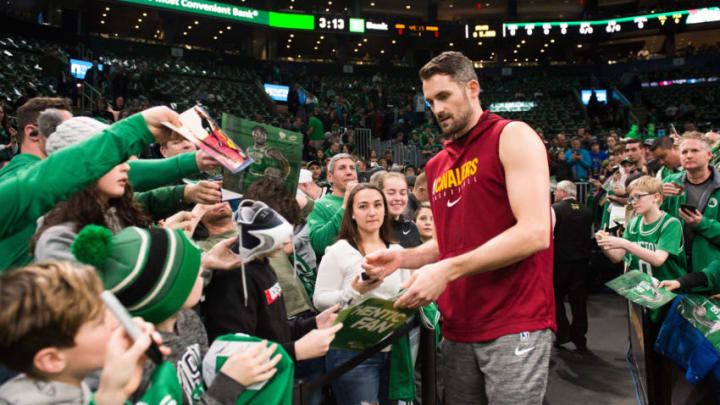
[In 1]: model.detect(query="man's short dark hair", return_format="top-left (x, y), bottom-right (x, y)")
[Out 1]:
top-left (16, 97), bottom-right (71, 143)
top-left (625, 138), bottom-right (642, 146)
top-left (650, 136), bottom-right (674, 152)
top-left (419, 51), bottom-right (478, 86)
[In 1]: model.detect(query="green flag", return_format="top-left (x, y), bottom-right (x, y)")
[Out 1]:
top-left (606, 270), bottom-right (677, 309)
top-left (676, 294), bottom-right (720, 352)
top-left (221, 114), bottom-right (303, 195)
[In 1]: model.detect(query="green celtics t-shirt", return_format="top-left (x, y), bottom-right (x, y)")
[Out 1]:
top-left (622, 212), bottom-right (687, 282)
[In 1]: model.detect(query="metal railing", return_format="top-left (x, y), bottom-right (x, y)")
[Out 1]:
top-left (355, 128), bottom-right (425, 167)
top-left (576, 181), bottom-right (592, 206)
top-left (79, 81), bottom-right (104, 113)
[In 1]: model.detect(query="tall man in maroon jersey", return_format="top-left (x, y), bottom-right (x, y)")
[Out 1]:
top-left (363, 51), bottom-right (555, 404)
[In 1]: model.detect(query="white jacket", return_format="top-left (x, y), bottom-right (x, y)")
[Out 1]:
top-left (314, 239), bottom-right (411, 311)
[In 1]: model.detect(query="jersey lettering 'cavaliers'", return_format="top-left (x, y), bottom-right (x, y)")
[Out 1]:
top-left (425, 110), bottom-right (556, 342)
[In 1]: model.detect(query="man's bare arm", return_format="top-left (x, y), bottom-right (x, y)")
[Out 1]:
top-left (399, 237), bottom-right (440, 269)
top-left (443, 121), bottom-right (551, 282)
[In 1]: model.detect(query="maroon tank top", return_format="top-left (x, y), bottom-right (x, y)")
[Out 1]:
top-left (425, 110), bottom-right (556, 342)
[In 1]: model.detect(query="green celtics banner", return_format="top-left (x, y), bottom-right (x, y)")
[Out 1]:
top-left (677, 294), bottom-right (720, 352)
top-left (332, 298), bottom-right (414, 351)
top-left (606, 270), bottom-right (677, 310)
top-left (221, 113), bottom-right (303, 194)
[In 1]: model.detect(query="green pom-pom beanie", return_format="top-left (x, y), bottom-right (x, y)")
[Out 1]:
top-left (71, 225), bottom-right (113, 268)
top-left (71, 226), bottom-right (202, 324)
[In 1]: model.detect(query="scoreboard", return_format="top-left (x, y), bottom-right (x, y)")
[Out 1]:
top-left (502, 7), bottom-right (720, 38)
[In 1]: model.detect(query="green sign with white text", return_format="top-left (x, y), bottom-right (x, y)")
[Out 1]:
top-left (331, 298), bottom-right (414, 351)
top-left (606, 270), bottom-right (677, 310)
top-left (116, 0), bottom-right (313, 30)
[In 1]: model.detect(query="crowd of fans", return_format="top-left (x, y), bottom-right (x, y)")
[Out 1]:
top-left (2, 32), bottom-right (720, 404)
top-left (0, 87), bottom-right (440, 404)
top-left (548, 120), bottom-right (720, 402)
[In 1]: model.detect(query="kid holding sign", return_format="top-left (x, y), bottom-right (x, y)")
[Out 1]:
top-left (597, 175), bottom-right (688, 298)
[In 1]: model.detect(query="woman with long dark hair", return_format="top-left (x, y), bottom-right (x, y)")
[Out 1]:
top-left (314, 183), bottom-right (409, 405)
top-left (34, 160), bottom-right (151, 263)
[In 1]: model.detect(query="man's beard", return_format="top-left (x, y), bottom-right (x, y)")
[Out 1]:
top-left (436, 97), bottom-right (473, 140)
top-left (438, 108), bottom-right (472, 140)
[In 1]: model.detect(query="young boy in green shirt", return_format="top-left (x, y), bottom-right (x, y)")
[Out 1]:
top-left (597, 175), bottom-right (688, 399)
top-left (597, 175), bottom-right (687, 282)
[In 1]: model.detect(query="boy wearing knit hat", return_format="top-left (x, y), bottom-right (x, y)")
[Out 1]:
top-left (71, 225), bottom-right (283, 405)
top-left (0, 261), bottom-right (169, 405)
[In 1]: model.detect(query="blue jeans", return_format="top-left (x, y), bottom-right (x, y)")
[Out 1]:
top-left (295, 356), bottom-right (324, 405)
top-left (325, 349), bottom-right (394, 405)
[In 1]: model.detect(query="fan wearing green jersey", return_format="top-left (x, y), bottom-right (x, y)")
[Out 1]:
top-left (597, 175), bottom-right (688, 403)
top-left (597, 175), bottom-right (687, 286)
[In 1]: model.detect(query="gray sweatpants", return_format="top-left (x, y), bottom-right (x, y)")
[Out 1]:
top-left (439, 329), bottom-right (552, 405)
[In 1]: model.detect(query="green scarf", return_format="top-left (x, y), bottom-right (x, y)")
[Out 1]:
top-left (388, 303), bottom-right (440, 401)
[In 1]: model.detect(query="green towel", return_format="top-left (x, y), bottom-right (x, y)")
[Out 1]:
top-left (206, 334), bottom-right (295, 405)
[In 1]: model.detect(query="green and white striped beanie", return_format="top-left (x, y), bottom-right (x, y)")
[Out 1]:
top-left (71, 224), bottom-right (202, 324)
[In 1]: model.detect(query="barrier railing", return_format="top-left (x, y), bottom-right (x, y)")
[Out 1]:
top-left (576, 181), bottom-right (592, 206)
top-left (355, 129), bottom-right (425, 167)
top-left (294, 315), bottom-right (437, 405)
top-left (79, 81), bottom-right (103, 113)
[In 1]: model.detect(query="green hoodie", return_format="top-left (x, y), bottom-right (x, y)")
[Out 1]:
top-left (0, 127), bottom-right (202, 272)
top-left (662, 168), bottom-right (720, 273)
top-left (0, 115), bottom-right (158, 272)
top-left (307, 193), bottom-right (344, 256)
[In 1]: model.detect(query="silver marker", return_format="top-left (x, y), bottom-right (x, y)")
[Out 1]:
top-left (100, 291), bottom-right (163, 365)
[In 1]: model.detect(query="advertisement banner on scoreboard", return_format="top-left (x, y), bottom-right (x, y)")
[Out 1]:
top-left (117, 0), bottom-right (313, 29)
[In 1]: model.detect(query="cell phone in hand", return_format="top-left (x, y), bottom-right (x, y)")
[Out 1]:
top-left (681, 204), bottom-right (698, 214)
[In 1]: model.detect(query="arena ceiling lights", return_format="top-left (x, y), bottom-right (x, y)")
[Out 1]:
top-left (502, 7), bottom-right (720, 38)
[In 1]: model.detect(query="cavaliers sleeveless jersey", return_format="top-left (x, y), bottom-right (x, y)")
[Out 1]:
top-left (425, 110), bottom-right (556, 342)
